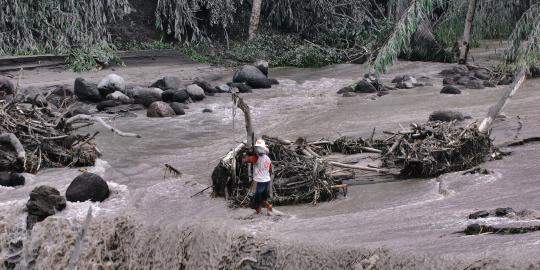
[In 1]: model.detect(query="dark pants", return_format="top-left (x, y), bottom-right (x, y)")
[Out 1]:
top-left (252, 181), bottom-right (271, 210)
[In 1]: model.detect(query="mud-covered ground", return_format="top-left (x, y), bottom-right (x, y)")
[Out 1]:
top-left (1, 45), bottom-right (540, 269)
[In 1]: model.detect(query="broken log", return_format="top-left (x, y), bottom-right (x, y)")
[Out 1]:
top-left (0, 133), bottom-right (26, 162)
top-left (328, 161), bottom-right (388, 174)
top-left (66, 115), bottom-right (141, 138)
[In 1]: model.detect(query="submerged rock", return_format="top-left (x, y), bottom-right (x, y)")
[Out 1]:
top-left (147, 101), bottom-right (176, 117)
top-left (469, 210), bottom-right (489, 219)
top-left (151, 76), bottom-right (182, 90)
top-left (0, 77), bottom-right (15, 95)
top-left (66, 173), bottom-right (110, 202)
top-left (26, 185), bottom-right (66, 229)
top-left (465, 78), bottom-right (485, 89)
top-left (440, 85), bottom-right (461, 95)
top-left (106, 91), bottom-right (131, 104)
top-left (202, 108), bottom-right (213, 113)
top-left (474, 68), bottom-right (491, 80)
top-left (162, 89), bottom-right (190, 103)
top-left (131, 87), bottom-right (163, 107)
top-left (268, 78), bottom-right (279, 85)
top-left (0, 172), bottom-right (25, 187)
top-left (337, 85), bottom-right (353, 94)
top-left (216, 84), bottom-right (231, 93)
top-left (429, 110), bottom-right (466, 122)
top-left (96, 100), bottom-right (121, 111)
top-left (354, 80), bottom-right (377, 93)
top-left (74, 78), bottom-right (102, 102)
top-left (495, 207), bottom-right (515, 217)
top-left (98, 74), bottom-right (126, 96)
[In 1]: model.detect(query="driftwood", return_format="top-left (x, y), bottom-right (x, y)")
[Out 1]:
top-left (67, 206), bottom-right (93, 270)
top-left (66, 115), bottom-right (141, 138)
top-left (0, 133), bottom-right (26, 162)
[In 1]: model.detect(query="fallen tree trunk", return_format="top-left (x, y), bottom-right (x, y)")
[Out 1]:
top-left (478, 68), bottom-right (527, 134)
top-left (66, 115), bottom-right (141, 138)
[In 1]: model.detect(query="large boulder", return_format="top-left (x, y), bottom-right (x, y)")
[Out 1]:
top-left (440, 85), bottom-right (461, 95)
top-left (254, 60), bottom-right (269, 76)
top-left (233, 65), bottom-right (271, 89)
top-left (354, 80), bottom-right (377, 93)
top-left (131, 86), bottom-right (163, 107)
top-left (162, 89), bottom-right (190, 103)
top-left (147, 101), bottom-right (176, 117)
top-left (186, 84), bottom-right (205, 101)
top-left (169, 102), bottom-right (186, 115)
top-left (151, 76), bottom-right (182, 90)
top-left (26, 185), bottom-right (66, 229)
top-left (98, 74), bottom-right (126, 96)
top-left (0, 172), bottom-right (25, 187)
top-left (429, 110), bottom-right (466, 122)
top-left (0, 77), bottom-right (15, 95)
top-left (74, 78), bottom-right (103, 102)
top-left (106, 91), bottom-right (132, 104)
top-left (66, 173), bottom-right (110, 202)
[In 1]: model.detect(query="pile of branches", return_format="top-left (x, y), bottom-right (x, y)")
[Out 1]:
top-left (381, 122), bottom-right (492, 178)
top-left (212, 136), bottom-right (341, 207)
top-left (0, 92), bottom-right (99, 174)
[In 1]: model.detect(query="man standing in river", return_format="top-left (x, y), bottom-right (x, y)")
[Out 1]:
top-left (244, 139), bottom-right (273, 215)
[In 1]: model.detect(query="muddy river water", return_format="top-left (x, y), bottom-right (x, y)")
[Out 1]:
top-left (1, 53), bottom-right (540, 269)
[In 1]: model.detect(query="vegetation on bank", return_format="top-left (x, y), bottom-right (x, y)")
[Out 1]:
top-left (0, 0), bottom-right (538, 73)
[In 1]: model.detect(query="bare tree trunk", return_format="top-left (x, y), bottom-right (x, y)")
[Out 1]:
top-left (65, 115), bottom-right (141, 138)
top-left (248, 0), bottom-right (263, 40)
top-left (459, 0), bottom-right (478, 64)
top-left (232, 93), bottom-right (254, 146)
top-left (478, 69), bottom-right (527, 134)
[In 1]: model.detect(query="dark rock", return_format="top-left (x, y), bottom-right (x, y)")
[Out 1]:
top-left (106, 91), bottom-right (132, 104)
top-left (96, 100), bottom-right (121, 111)
top-left (469, 210), bottom-right (489, 219)
top-left (0, 77), bottom-right (15, 95)
top-left (0, 172), bottom-right (25, 187)
top-left (464, 224), bottom-right (483, 235)
top-left (474, 68), bottom-right (491, 80)
top-left (169, 102), bottom-right (186, 115)
top-left (530, 66), bottom-right (540, 78)
top-left (364, 73), bottom-right (377, 81)
top-left (216, 84), bottom-right (231, 93)
top-left (456, 76), bottom-right (470, 86)
top-left (483, 81), bottom-right (496, 88)
top-left (337, 86), bottom-right (353, 94)
top-left (131, 87), bottom-right (163, 107)
top-left (354, 80), bottom-right (377, 93)
top-left (392, 75), bottom-right (416, 84)
top-left (26, 185), bottom-right (66, 229)
top-left (228, 83), bottom-right (252, 93)
top-left (202, 108), bottom-right (213, 113)
top-left (74, 78), bottom-right (102, 102)
top-left (440, 85), bottom-right (461, 95)
top-left (429, 110), bottom-right (465, 122)
top-left (147, 101), bottom-right (176, 117)
top-left (193, 80), bottom-right (215, 95)
top-left (396, 80), bottom-right (414, 89)
top-left (98, 74), bottom-right (126, 96)
top-left (268, 78), bottom-right (279, 85)
top-left (162, 89), bottom-right (190, 103)
top-left (186, 84), bottom-right (205, 101)
top-left (254, 60), bottom-right (269, 76)
top-left (233, 65), bottom-right (271, 89)
top-left (465, 78), bottom-right (485, 89)
top-left (495, 207), bottom-right (514, 217)
top-left (440, 65), bottom-right (468, 76)
top-left (151, 76), bottom-right (182, 90)
top-left (66, 173), bottom-right (110, 202)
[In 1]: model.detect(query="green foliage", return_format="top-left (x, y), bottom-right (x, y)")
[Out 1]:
top-left (65, 46), bottom-right (123, 72)
top-left (0, 0), bottom-right (130, 56)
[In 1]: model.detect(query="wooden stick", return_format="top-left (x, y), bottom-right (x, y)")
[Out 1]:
top-left (385, 135), bottom-right (404, 156)
top-left (66, 206), bottom-right (92, 270)
top-left (478, 69), bottom-right (527, 134)
top-left (66, 114), bottom-right (141, 138)
top-left (360, 146), bottom-right (382, 154)
top-left (232, 93), bottom-right (253, 146)
top-left (328, 161), bottom-right (388, 174)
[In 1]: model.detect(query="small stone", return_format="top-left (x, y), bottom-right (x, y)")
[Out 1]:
top-left (186, 84), bottom-right (205, 101)
top-left (495, 207), bottom-right (514, 217)
top-left (354, 80), bottom-right (377, 93)
top-left (147, 101), bottom-right (176, 117)
top-left (169, 102), bottom-right (186, 116)
top-left (469, 210), bottom-right (489, 219)
top-left (202, 108), bottom-right (213, 113)
top-left (429, 110), bottom-right (465, 122)
top-left (440, 85), bottom-right (461, 95)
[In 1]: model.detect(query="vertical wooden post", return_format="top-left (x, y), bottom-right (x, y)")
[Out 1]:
top-left (459, 0), bottom-right (478, 64)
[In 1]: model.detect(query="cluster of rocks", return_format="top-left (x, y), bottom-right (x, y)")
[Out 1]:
top-left (468, 207), bottom-right (515, 219)
top-left (337, 74), bottom-right (431, 98)
top-left (428, 110), bottom-right (471, 122)
top-left (26, 172), bottom-right (110, 230)
top-left (440, 65), bottom-right (512, 95)
top-left (0, 172), bottom-right (25, 187)
top-left (70, 60), bottom-right (279, 118)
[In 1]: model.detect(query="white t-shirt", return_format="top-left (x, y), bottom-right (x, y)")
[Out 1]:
top-left (253, 155), bottom-right (272, 183)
